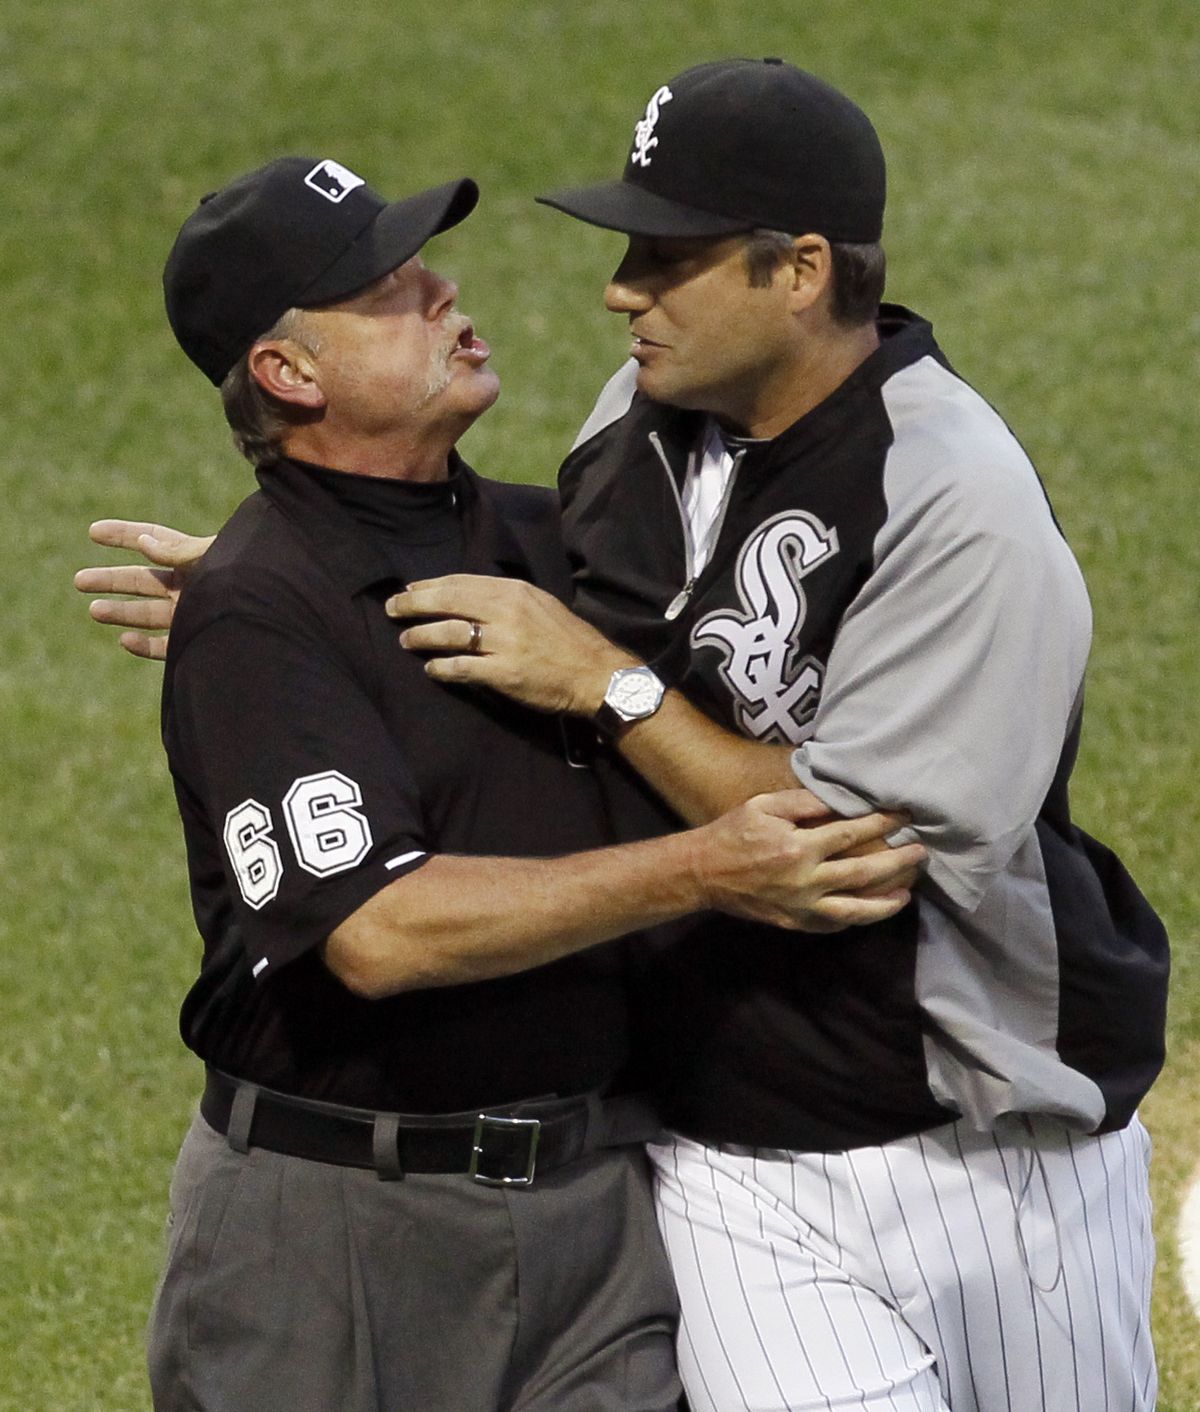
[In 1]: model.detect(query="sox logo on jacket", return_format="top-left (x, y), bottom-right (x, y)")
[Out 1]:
top-left (692, 509), bottom-right (839, 743)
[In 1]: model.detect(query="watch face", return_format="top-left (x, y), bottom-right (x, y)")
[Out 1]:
top-left (610, 668), bottom-right (663, 720)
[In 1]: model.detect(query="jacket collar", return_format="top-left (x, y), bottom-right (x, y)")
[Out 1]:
top-left (636, 304), bottom-right (938, 471)
top-left (255, 453), bottom-right (538, 595)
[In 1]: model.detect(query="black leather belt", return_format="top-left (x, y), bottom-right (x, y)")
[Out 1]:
top-left (201, 1068), bottom-right (662, 1185)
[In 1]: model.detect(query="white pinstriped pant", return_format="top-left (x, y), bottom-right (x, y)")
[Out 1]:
top-left (649, 1117), bottom-right (1156, 1412)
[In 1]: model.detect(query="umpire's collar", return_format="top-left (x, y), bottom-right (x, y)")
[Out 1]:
top-left (255, 453), bottom-right (538, 593)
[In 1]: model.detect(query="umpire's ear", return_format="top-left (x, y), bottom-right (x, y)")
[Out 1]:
top-left (248, 337), bottom-right (327, 410)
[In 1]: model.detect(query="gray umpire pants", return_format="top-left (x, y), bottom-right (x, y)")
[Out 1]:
top-left (147, 1113), bottom-right (681, 1411)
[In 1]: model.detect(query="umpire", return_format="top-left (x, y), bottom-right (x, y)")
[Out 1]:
top-left (144, 154), bottom-right (923, 1411)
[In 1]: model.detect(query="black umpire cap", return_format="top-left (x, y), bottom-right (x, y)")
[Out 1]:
top-left (164, 157), bottom-right (479, 385)
top-left (538, 58), bottom-right (885, 243)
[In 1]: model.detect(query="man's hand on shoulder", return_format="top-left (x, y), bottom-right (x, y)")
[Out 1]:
top-left (74, 519), bottom-right (214, 661)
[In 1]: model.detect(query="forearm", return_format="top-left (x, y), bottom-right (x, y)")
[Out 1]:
top-left (325, 833), bottom-right (709, 999)
top-left (613, 689), bottom-right (798, 824)
top-left (323, 793), bottom-right (924, 998)
top-left (525, 641), bottom-right (804, 825)
top-left (532, 639), bottom-right (800, 825)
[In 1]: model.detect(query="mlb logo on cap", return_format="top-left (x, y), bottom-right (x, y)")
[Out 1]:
top-left (304, 159), bottom-right (366, 204)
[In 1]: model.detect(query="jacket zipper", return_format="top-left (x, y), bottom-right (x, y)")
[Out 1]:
top-left (649, 430), bottom-right (744, 621)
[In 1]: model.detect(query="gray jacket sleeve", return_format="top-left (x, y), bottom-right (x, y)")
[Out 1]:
top-left (791, 358), bottom-right (1092, 912)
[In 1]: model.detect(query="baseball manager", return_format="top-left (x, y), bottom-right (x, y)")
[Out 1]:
top-left (387, 59), bottom-right (1170, 1412)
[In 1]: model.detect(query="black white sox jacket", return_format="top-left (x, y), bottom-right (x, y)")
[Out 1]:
top-left (559, 305), bottom-right (1168, 1152)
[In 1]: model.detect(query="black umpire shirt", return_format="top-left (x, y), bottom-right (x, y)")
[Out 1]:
top-left (161, 455), bottom-right (626, 1112)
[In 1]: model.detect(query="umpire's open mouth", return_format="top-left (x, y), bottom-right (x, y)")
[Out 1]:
top-left (452, 321), bottom-right (491, 365)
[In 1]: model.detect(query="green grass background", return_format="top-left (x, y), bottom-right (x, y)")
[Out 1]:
top-left (3, 0), bottom-right (1197, 1405)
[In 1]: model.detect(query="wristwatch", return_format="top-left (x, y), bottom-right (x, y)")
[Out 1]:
top-left (594, 665), bottom-right (666, 737)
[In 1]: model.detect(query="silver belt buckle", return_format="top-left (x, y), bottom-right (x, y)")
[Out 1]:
top-left (469, 1113), bottom-right (541, 1186)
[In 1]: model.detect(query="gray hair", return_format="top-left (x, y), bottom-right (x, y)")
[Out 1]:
top-left (219, 308), bottom-right (321, 466)
top-left (743, 229), bottom-right (886, 327)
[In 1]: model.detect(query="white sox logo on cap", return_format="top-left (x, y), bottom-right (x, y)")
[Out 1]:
top-left (631, 85), bottom-right (673, 168)
top-left (304, 159), bottom-right (366, 203)
top-left (537, 61), bottom-right (886, 242)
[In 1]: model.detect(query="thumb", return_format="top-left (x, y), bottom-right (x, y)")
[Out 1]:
top-left (137, 531), bottom-right (212, 567)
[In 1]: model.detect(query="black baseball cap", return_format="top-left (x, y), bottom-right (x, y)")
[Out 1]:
top-left (164, 156), bottom-right (479, 384)
top-left (537, 59), bottom-right (885, 243)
